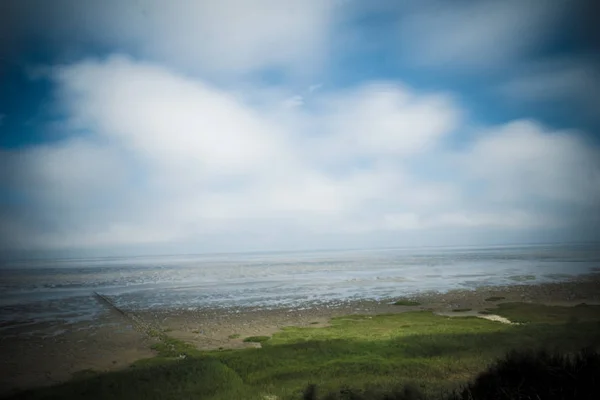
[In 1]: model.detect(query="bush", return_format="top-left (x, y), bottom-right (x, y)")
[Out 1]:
top-left (484, 296), bottom-right (506, 302)
top-left (243, 335), bottom-right (270, 343)
top-left (303, 383), bottom-right (426, 400)
top-left (450, 348), bottom-right (600, 400)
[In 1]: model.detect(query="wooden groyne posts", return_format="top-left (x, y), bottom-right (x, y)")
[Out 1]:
top-left (93, 292), bottom-right (191, 358)
top-left (93, 291), bottom-right (159, 338)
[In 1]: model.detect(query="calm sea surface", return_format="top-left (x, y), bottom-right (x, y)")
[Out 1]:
top-left (1, 244), bottom-right (599, 328)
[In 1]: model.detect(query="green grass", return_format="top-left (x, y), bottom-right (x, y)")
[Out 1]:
top-left (451, 308), bottom-right (472, 312)
top-left (484, 296), bottom-right (506, 302)
top-left (489, 302), bottom-right (600, 324)
top-left (229, 333), bottom-right (241, 339)
top-left (307, 349), bottom-right (600, 400)
top-left (150, 335), bottom-right (199, 358)
top-left (393, 300), bottom-right (421, 306)
top-left (8, 303), bottom-right (600, 400)
top-left (243, 335), bottom-right (271, 343)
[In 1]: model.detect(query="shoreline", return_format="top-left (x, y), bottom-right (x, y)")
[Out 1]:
top-left (1, 273), bottom-right (599, 396)
top-left (137, 273), bottom-right (600, 351)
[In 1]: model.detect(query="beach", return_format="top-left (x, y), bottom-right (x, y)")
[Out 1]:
top-left (2, 272), bottom-right (599, 397)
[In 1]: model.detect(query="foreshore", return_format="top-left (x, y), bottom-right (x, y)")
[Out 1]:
top-left (1, 273), bottom-right (599, 396)
top-left (138, 273), bottom-right (600, 350)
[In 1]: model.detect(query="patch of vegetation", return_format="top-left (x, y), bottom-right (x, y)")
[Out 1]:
top-left (8, 303), bottom-right (600, 400)
top-left (129, 356), bottom-right (181, 369)
top-left (478, 310), bottom-right (493, 315)
top-left (492, 302), bottom-right (600, 324)
top-left (228, 333), bottom-right (241, 339)
top-left (146, 328), bottom-right (162, 338)
top-left (243, 335), bottom-right (271, 343)
top-left (192, 329), bottom-right (200, 334)
top-left (448, 348), bottom-right (600, 400)
top-left (162, 328), bottom-right (173, 333)
top-left (16, 358), bottom-right (249, 400)
top-left (484, 296), bottom-right (505, 302)
top-left (150, 335), bottom-right (198, 358)
top-left (303, 348), bottom-right (600, 400)
top-left (310, 322), bottom-right (320, 325)
top-left (451, 308), bottom-right (472, 312)
top-left (393, 300), bottom-right (421, 306)
top-left (302, 382), bottom-right (427, 400)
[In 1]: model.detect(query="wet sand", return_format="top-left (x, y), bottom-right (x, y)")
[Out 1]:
top-left (0, 311), bottom-right (158, 397)
top-left (1, 274), bottom-right (599, 396)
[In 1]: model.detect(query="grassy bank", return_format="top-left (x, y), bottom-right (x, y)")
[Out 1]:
top-left (7, 302), bottom-right (600, 400)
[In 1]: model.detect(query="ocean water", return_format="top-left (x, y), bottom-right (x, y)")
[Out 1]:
top-left (1, 243), bottom-right (599, 329)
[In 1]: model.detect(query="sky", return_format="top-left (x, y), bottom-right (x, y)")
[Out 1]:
top-left (1, 0), bottom-right (599, 256)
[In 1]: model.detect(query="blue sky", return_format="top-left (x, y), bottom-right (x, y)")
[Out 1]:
top-left (1, 0), bottom-right (599, 255)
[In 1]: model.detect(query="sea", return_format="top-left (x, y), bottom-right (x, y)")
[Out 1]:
top-left (1, 243), bottom-right (599, 330)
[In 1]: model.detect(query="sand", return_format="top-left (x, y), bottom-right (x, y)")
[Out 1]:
top-left (0, 312), bottom-right (158, 396)
top-left (1, 274), bottom-right (599, 396)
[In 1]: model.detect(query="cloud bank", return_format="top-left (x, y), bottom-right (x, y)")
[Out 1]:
top-left (1, 0), bottom-right (598, 254)
top-left (2, 55), bottom-right (599, 253)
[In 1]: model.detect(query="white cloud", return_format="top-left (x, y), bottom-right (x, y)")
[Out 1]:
top-left (5, 0), bottom-right (337, 76)
top-left (55, 55), bottom-right (290, 178)
top-left (313, 83), bottom-right (461, 160)
top-left (460, 120), bottom-right (600, 207)
top-left (431, 211), bottom-right (560, 230)
top-left (399, 0), bottom-right (564, 69)
top-left (383, 211), bottom-right (559, 231)
top-left (1, 56), bottom-right (598, 252)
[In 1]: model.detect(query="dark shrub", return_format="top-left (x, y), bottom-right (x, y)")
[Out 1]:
top-left (451, 348), bottom-right (600, 400)
top-left (303, 383), bottom-right (426, 400)
top-left (243, 335), bottom-right (270, 343)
